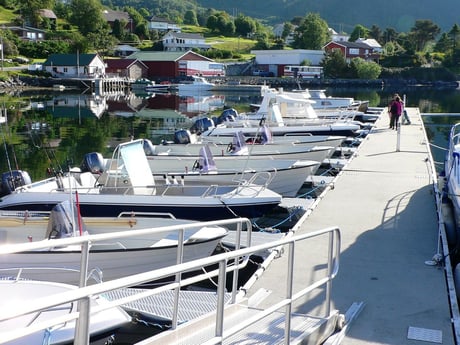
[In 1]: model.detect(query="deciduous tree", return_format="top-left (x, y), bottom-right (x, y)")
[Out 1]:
top-left (293, 13), bottom-right (329, 50)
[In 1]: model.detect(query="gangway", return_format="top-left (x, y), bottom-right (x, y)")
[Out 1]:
top-left (0, 219), bottom-right (343, 345)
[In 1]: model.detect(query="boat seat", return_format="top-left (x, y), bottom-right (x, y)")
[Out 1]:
top-left (79, 172), bottom-right (97, 190)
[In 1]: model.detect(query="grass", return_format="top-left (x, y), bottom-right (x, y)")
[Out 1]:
top-left (0, 6), bottom-right (17, 25)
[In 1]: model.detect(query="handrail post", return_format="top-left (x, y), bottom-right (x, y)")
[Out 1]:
top-left (74, 240), bottom-right (90, 344)
top-left (284, 241), bottom-right (295, 344)
top-left (231, 220), bottom-right (242, 303)
top-left (325, 230), bottom-right (334, 316)
top-left (215, 259), bottom-right (228, 340)
top-left (172, 227), bottom-right (185, 329)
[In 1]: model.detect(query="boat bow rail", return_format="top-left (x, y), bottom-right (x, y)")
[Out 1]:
top-left (0, 223), bottom-right (342, 345)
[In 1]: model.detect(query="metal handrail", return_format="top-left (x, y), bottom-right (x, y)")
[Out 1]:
top-left (0, 224), bottom-right (340, 345)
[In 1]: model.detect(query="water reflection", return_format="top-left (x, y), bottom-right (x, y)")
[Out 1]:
top-left (1, 86), bottom-right (460, 181)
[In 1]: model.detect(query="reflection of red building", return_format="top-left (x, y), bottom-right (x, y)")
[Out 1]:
top-left (141, 93), bottom-right (225, 117)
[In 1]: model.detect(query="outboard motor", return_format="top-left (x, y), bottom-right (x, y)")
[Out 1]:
top-left (0, 170), bottom-right (32, 196)
top-left (189, 117), bottom-right (214, 134)
top-left (142, 139), bottom-right (155, 156)
top-left (215, 108), bottom-right (238, 125)
top-left (45, 200), bottom-right (88, 239)
top-left (174, 129), bottom-right (192, 144)
top-left (80, 152), bottom-right (104, 174)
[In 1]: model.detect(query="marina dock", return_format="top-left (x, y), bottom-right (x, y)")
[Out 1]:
top-left (2, 106), bottom-right (458, 344)
top-left (245, 107), bottom-right (457, 344)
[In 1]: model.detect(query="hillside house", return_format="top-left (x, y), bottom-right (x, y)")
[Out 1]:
top-left (114, 44), bottom-right (139, 57)
top-left (148, 16), bottom-right (180, 32)
top-left (102, 9), bottom-right (132, 33)
top-left (38, 9), bottom-right (57, 30)
top-left (43, 53), bottom-right (105, 78)
top-left (105, 58), bottom-right (147, 80)
top-left (8, 26), bottom-right (46, 41)
top-left (329, 28), bottom-right (350, 42)
top-left (162, 32), bottom-right (210, 52)
top-left (323, 41), bottom-right (380, 62)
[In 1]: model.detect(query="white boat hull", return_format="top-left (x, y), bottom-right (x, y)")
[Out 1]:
top-left (0, 279), bottom-right (130, 344)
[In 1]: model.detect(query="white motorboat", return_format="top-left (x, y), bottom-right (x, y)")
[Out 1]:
top-left (178, 76), bottom-right (215, 93)
top-left (444, 123), bottom-right (460, 231)
top-left (172, 122), bottom-right (346, 149)
top-left (0, 201), bottom-right (229, 284)
top-left (143, 144), bottom-right (320, 197)
top-left (131, 78), bottom-right (169, 92)
top-left (0, 140), bottom-right (281, 221)
top-left (151, 131), bottom-right (335, 162)
top-left (198, 102), bottom-right (363, 138)
top-left (0, 277), bottom-right (131, 345)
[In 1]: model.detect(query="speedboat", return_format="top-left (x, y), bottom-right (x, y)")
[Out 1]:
top-left (131, 78), bottom-right (169, 92)
top-left (0, 200), bottom-right (229, 284)
top-left (143, 144), bottom-right (320, 197)
top-left (444, 123), bottom-right (460, 230)
top-left (178, 76), bottom-right (215, 93)
top-left (156, 129), bottom-right (337, 162)
top-left (0, 277), bottom-right (131, 345)
top-left (0, 140), bottom-right (281, 221)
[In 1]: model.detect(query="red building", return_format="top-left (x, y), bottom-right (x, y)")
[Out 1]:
top-left (323, 41), bottom-right (380, 63)
top-left (127, 51), bottom-right (221, 80)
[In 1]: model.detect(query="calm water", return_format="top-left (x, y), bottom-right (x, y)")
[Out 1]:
top-left (3, 85), bottom-right (459, 181)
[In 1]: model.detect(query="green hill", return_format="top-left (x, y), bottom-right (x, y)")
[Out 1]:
top-left (195, 0), bottom-right (460, 33)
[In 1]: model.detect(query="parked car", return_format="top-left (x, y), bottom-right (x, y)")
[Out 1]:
top-left (253, 70), bottom-right (273, 77)
top-left (13, 56), bottom-right (30, 64)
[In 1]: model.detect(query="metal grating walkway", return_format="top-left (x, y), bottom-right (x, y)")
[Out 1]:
top-left (105, 288), bottom-right (232, 323)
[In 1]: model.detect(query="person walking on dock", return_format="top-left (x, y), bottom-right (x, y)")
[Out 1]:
top-left (388, 94), bottom-right (403, 130)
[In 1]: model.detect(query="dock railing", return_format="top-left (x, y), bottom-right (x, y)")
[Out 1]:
top-left (0, 222), bottom-right (341, 345)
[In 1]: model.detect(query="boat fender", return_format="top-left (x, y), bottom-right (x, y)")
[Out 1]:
top-left (441, 199), bottom-right (457, 248)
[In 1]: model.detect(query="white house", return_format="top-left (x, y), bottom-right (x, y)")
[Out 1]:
top-left (250, 49), bottom-right (326, 76)
top-left (162, 32), bottom-right (210, 52)
top-left (329, 28), bottom-right (350, 42)
top-left (149, 16), bottom-right (181, 32)
top-left (356, 38), bottom-right (383, 53)
top-left (43, 53), bottom-right (106, 78)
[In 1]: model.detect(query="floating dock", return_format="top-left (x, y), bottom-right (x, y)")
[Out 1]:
top-left (245, 107), bottom-right (458, 344)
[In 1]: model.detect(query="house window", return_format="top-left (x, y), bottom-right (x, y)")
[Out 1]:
top-left (349, 48), bottom-right (360, 55)
top-left (63, 68), bottom-right (68, 72)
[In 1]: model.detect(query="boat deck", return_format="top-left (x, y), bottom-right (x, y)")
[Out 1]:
top-left (245, 107), bottom-right (456, 344)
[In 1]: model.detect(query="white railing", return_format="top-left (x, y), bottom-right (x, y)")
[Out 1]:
top-left (0, 222), bottom-right (340, 345)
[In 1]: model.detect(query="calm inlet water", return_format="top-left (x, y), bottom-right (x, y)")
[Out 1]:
top-left (2, 85), bottom-right (460, 343)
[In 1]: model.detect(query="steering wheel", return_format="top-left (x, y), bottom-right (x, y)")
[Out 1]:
top-left (227, 143), bottom-right (234, 153)
top-left (192, 160), bottom-right (201, 171)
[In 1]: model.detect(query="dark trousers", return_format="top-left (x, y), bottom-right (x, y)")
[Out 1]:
top-left (390, 113), bottom-right (400, 129)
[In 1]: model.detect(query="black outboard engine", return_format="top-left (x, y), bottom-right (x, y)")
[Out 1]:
top-left (174, 129), bottom-right (192, 144)
top-left (80, 152), bottom-right (104, 174)
top-left (215, 108), bottom-right (238, 125)
top-left (189, 117), bottom-right (214, 134)
top-left (143, 139), bottom-right (155, 156)
top-left (0, 170), bottom-right (32, 196)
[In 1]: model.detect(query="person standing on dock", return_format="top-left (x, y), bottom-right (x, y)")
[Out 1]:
top-left (388, 94), bottom-right (403, 130)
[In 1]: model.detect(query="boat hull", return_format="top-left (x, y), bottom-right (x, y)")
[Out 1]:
top-left (0, 189), bottom-right (279, 220)
top-left (0, 236), bottom-right (225, 284)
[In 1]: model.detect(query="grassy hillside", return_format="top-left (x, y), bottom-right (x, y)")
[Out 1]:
top-left (0, 6), bottom-right (17, 24)
top-left (196, 0), bottom-right (460, 33)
